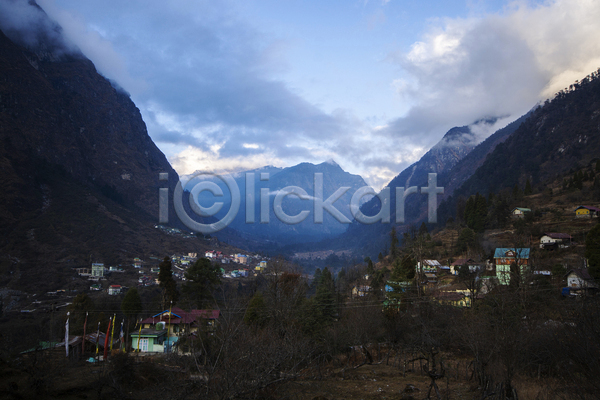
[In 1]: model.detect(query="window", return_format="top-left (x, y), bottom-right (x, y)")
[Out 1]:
top-left (139, 338), bottom-right (149, 352)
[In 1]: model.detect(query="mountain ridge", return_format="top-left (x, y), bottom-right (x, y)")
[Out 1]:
top-left (0, 1), bottom-right (215, 292)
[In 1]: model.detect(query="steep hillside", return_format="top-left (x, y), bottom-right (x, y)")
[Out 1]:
top-left (319, 119), bottom-right (510, 257)
top-left (438, 113), bottom-right (530, 199)
top-left (0, 1), bottom-right (211, 291)
top-left (441, 68), bottom-right (600, 218)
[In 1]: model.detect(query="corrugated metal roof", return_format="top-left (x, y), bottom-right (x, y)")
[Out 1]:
top-left (543, 232), bottom-right (572, 239)
top-left (494, 248), bottom-right (530, 259)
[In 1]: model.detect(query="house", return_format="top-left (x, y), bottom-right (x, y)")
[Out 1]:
top-left (494, 248), bottom-right (530, 285)
top-left (351, 285), bottom-right (371, 298)
top-left (435, 291), bottom-right (471, 308)
top-left (234, 254), bottom-right (248, 264)
top-left (383, 281), bottom-right (411, 309)
top-left (131, 327), bottom-right (168, 353)
top-left (450, 258), bottom-right (482, 275)
top-left (565, 269), bottom-right (598, 295)
top-left (416, 260), bottom-right (441, 274)
top-left (539, 233), bottom-right (573, 249)
top-left (133, 257), bottom-right (142, 268)
top-left (76, 267), bottom-right (91, 277)
top-left (108, 285), bottom-right (122, 295)
top-left (512, 207), bottom-right (531, 218)
top-left (575, 205), bottom-right (600, 218)
top-left (91, 263), bottom-right (105, 279)
top-left (139, 307), bottom-right (221, 350)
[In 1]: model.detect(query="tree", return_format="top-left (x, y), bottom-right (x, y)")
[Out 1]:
top-left (68, 294), bottom-right (95, 334)
top-left (366, 257), bottom-right (374, 275)
top-left (389, 228), bottom-right (399, 260)
top-left (121, 288), bottom-right (143, 320)
top-left (524, 179), bottom-right (533, 195)
top-left (121, 288), bottom-right (143, 351)
top-left (182, 258), bottom-right (221, 308)
top-left (244, 292), bottom-right (267, 327)
top-left (261, 257), bottom-right (307, 337)
top-left (158, 257), bottom-right (179, 309)
top-left (312, 268), bottom-right (322, 291)
top-left (314, 267), bottom-right (336, 323)
top-left (465, 193), bottom-right (487, 232)
top-left (418, 222), bottom-right (429, 237)
top-left (456, 227), bottom-right (477, 254)
top-left (513, 184), bottom-right (522, 199)
top-left (585, 224), bottom-right (600, 280)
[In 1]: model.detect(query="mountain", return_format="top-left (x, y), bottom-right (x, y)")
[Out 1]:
top-left (183, 160), bottom-right (369, 248)
top-left (437, 113), bottom-right (531, 199)
top-left (0, 1), bottom-right (210, 290)
top-left (307, 117), bottom-right (526, 258)
top-left (438, 68), bottom-right (600, 218)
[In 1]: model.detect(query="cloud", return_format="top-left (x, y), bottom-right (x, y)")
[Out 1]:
top-left (384, 0), bottom-right (600, 150)
top-left (15, 0), bottom-right (600, 192)
top-left (37, 0), bottom-right (362, 175)
top-left (0, 0), bottom-right (74, 56)
top-left (38, 0), bottom-right (146, 94)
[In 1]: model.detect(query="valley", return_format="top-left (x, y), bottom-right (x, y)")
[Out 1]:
top-left (1, 1), bottom-right (600, 399)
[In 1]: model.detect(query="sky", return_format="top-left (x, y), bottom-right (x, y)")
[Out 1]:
top-left (9, 0), bottom-right (600, 188)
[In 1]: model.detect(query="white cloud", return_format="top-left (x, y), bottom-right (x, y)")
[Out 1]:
top-left (38, 0), bottom-right (146, 95)
top-left (14, 0), bottom-right (600, 191)
top-left (385, 0), bottom-right (600, 152)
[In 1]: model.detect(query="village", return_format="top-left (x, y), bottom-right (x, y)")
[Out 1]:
top-left (12, 202), bottom-right (596, 360)
top-left (2, 193), bottom-right (600, 400)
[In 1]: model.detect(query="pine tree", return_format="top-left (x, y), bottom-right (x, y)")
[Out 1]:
top-left (121, 288), bottom-right (143, 349)
top-left (465, 196), bottom-right (475, 228)
top-left (314, 267), bottom-right (336, 324)
top-left (524, 179), bottom-right (533, 195)
top-left (474, 193), bottom-right (488, 232)
top-left (366, 258), bottom-right (374, 275)
top-left (389, 228), bottom-right (399, 260)
top-left (244, 292), bottom-right (267, 327)
top-left (513, 184), bottom-right (522, 199)
top-left (585, 224), bottom-right (600, 280)
top-left (121, 288), bottom-right (143, 320)
top-left (418, 222), bottom-right (429, 237)
top-left (158, 257), bottom-right (179, 309)
top-left (182, 258), bottom-right (221, 308)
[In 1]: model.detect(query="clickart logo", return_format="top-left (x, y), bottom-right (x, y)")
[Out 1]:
top-left (158, 172), bottom-right (443, 234)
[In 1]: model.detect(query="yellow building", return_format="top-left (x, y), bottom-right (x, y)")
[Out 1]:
top-left (575, 205), bottom-right (600, 218)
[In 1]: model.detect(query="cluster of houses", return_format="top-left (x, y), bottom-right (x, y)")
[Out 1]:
top-left (73, 251), bottom-right (271, 296)
top-left (32, 306), bottom-right (222, 358)
top-left (204, 251), bottom-right (269, 272)
top-left (352, 228), bottom-right (598, 308)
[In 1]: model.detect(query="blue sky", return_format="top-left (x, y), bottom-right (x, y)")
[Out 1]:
top-left (10, 0), bottom-right (600, 188)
